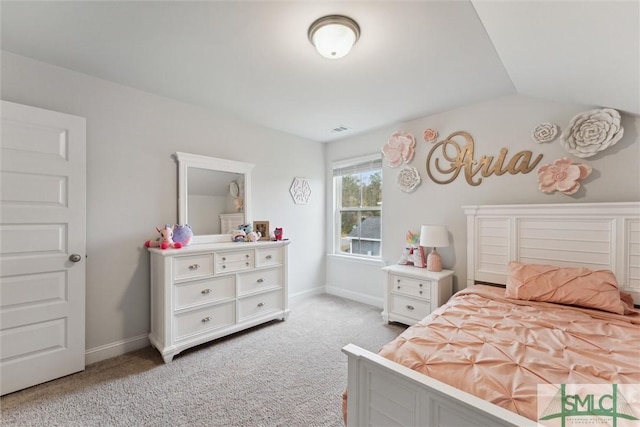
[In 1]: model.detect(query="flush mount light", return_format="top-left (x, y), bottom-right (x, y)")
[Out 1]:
top-left (308, 15), bottom-right (360, 59)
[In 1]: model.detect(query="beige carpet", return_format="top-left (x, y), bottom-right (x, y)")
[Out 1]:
top-left (0, 294), bottom-right (406, 426)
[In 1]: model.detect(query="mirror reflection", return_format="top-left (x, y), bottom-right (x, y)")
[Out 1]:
top-left (175, 152), bottom-right (254, 244)
top-left (186, 167), bottom-right (244, 235)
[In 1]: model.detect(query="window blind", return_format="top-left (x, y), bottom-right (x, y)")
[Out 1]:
top-left (332, 156), bottom-right (382, 177)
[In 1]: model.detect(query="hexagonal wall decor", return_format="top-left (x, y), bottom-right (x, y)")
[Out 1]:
top-left (290, 177), bottom-right (311, 204)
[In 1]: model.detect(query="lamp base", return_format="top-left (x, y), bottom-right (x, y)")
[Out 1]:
top-left (426, 247), bottom-right (442, 272)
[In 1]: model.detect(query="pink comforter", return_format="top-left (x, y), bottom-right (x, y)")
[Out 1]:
top-left (378, 285), bottom-right (640, 422)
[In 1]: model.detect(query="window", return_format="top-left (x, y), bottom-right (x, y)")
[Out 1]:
top-left (332, 154), bottom-right (382, 257)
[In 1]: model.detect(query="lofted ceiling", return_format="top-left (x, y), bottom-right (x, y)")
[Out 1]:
top-left (1, 1), bottom-right (638, 143)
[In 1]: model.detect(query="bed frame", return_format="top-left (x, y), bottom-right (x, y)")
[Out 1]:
top-left (343, 202), bottom-right (639, 427)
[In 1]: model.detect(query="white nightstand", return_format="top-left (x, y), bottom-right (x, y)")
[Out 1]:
top-left (382, 264), bottom-right (454, 325)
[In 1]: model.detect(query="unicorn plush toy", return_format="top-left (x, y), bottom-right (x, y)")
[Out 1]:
top-left (145, 224), bottom-right (183, 250)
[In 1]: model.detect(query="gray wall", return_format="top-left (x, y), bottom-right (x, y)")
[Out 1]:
top-left (326, 94), bottom-right (640, 306)
top-left (1, 51), bottom-right (327, 361)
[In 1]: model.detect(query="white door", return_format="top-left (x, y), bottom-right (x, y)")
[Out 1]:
top-left (0, 100), bottom-right (86, 395)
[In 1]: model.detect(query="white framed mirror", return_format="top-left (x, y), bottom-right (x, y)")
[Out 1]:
top-left (174, 152), bottom-right (254, 244)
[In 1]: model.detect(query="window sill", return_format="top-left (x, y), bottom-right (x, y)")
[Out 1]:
top-left (327, 254), bottom-right (387, 267)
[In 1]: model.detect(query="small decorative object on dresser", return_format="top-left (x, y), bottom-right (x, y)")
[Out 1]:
top-left (381, 264), bottom-right (454, 325)
top-left (144, 224), bottom-right (183, 250)
top-left (253, 221), bottom-right (269, 241)
top-left (148, 240), bottom-right (290, 362)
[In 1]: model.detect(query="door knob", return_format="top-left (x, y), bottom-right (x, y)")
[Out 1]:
top-left (69, 253), bottom-right (82, 263)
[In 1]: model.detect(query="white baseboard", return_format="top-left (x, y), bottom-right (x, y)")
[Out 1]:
top-left (85, 333), bottom-right (150, 365)
top-left (289, 286), bottom-right (325, 304)
top-left (325, 286), bottom-right (383, 308)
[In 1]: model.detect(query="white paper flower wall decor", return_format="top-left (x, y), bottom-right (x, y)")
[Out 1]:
top-left (397, 167), bottom-right (421, 193)
top-left (560, 108), bottom-right (624, 158)
top-left (537, 157), bottom-right (592, 195)
top-left (382, 131), bottom-right (415, 167)
top-left (531, 122), bottom-right (558, 143)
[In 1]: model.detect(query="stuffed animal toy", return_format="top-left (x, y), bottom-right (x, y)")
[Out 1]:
top-left (247, 231), bottom-right (261, 242)
top-left (145, 224), bottom-right (183, 250)
top-left (233, 223), bottom-right (259, 242)
top-left (397, 230), bottom-right (424, 266)
top-left (172, 224), bottom-right (193, 246)
top-left (232, 229), bottom-right (247, 242)
top-left (273, 227), bottom-right (283, 241)
top-left (238, 223), bottom-right (253, 234)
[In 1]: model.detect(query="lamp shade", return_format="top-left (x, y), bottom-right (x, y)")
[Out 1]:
top-left (419, 225), bottom-right (449, 248)
top-left (308, 15), bottom-right (360, 59)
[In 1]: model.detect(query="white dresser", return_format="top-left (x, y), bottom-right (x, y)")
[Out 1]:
top-left (148, 240), bottom-right (290, 362)
top-left (381, 264), bottom-right (453, 325)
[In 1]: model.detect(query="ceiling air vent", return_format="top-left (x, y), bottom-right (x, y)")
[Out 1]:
top-left (330, 125), bottom-right (351, 134)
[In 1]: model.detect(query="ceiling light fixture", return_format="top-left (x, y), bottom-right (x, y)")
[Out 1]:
top-left (308, 15), bottom-right (360, 59)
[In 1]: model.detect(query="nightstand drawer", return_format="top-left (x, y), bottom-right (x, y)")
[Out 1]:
top-left (390, 294), bottom-right (431, 321)
top-left (174, 254), bottom-right (214, 281)
top-left (390, 275), bottom-right (432, 299)
top-left (174, 301), bottom-right (235, 340)
top-left (174, 276), bottom-right (235, 310)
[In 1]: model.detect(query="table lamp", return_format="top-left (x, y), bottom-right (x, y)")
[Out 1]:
top-left (419, 225), bottom-right (449, 272)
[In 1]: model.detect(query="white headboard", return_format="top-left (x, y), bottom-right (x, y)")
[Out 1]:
top-left (464, 202), bottom-right (640, 304)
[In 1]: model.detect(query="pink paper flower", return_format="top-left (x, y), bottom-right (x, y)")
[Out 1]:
top-left (423, 128), bottom-right (438, 143)
top-left (537, 158), bottom-right (592, 195)
top-left (382, 131), bottom-right (415, 167)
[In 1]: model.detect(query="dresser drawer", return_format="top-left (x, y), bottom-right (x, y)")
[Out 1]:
top-left (215, 250), bottom-right (255, 274)
top-left (174, 254), bottom-right (214, 281)
top-left (390, 294), bottom-right (431, 321)
top-left (390, 275), bottom-right (432, 300)
top-left (174, 276), bottom-right (235, 310)
top-left (237, 268), bottom-right (283, 296)
top-left (174, 301), bottom-right (235, 340)
top-left (238, 290), bottom-right (283, 321)
top-left (255, 247), bottom-right (283, 268)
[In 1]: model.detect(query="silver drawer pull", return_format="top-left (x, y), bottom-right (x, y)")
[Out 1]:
top-left (396, 279), bottom-right (401, 283)
top-left (188, 264), bottom-right (200, 270)
top-left (201, 288), bottom-right (211, 295)
top-left (257, 278), bottom-right (264, 283)
top-left (419, 283), bottom-right (423, 287)
top-left (222, 265), bottom-right (226, 269)
top-left (201, 316), bottom-right (211, 323)
top-left (266, 255), bottom-right (272, 259)
top-left (397, 286), bottom-right (401, 290)
top-left (245, 262), bottom-right (250, 266)
top-left (257, 302), bottom-right (265, 308)
top-left (406, 305), bottom-right (415, 311)
top-left (222, 257), bottom-right (226, 261)
top-left (246, 254), bottom-right (250, 258)
top-left (419, 290), bottom-right (423, 295)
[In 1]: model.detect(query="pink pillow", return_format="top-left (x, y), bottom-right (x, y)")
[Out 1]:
top-left (505, 261), bottom-right (632, 315)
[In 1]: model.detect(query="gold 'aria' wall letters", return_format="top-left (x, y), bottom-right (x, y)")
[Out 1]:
top-left (426, 131), bottom-right (543, 186)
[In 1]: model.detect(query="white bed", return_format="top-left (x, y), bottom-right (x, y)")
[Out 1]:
top-left (342, 201), bottom-right (640, 427)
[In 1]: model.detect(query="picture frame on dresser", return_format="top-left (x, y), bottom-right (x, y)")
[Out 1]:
top-left (253, 221), bottom-right (269, 241)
